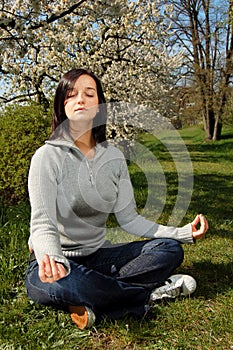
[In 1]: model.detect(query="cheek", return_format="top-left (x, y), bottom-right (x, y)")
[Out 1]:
top-left (64, 104), bottom-right (71, 118)
top-left (87, 106), bottom-right (99, 120)
top-left (87, 99), bottom-right (99, 116)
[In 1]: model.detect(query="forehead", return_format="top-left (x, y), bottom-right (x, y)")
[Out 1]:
top-left (73, 74), bottom-right (97, 90)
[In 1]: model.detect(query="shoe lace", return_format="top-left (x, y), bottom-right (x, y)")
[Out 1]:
top-left (152, 279), bottom-right (182, 299)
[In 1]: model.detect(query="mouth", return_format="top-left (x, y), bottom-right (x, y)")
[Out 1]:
top-left (74, 107), bottom-right (88, 114)
top-left (75, 107), bottom-right (86, 112)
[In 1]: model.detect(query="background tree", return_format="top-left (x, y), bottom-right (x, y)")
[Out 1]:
top-left (167, 0), bottom-right (233, 140)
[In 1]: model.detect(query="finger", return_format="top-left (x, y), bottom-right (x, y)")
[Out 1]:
top-left (199, 214), bottom-right (209, 233)
top-left (199, 214), bottom-right (205, 233)
top-left (38, 259), bottom-right (48, 283)
top-left (57, 263), bottom-right (67, 278)
top-left (50, 258), bottom-right (60, 280)
top-left (44, 254), bottom-right (53, 278)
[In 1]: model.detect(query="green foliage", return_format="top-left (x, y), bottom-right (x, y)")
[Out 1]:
top-left (0, 126), bottom-right (232, 349)
top-left (0, 103), bottom-right (51, 204)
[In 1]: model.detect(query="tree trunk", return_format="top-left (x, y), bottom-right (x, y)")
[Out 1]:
top-left (213, 114), bottom-right (222, 141)
top-left (203, 110), bottom-right (222, 141)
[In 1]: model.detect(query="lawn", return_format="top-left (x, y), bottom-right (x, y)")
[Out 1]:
top-left (0, 126), bottom-right (232, 349)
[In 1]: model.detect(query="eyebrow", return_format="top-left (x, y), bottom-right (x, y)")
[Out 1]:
top-left (86, 86), bottom-right (97, 91)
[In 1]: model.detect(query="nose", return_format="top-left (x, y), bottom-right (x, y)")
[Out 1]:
top-left (75, 92), bottom-right (85, 105)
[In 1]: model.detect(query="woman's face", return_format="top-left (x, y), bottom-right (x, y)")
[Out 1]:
top-left (64, 74), bottom-right (99, 126)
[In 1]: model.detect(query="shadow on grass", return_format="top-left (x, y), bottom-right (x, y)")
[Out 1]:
top-left (181, 260), bottom-right (233, 299)
top-left (130, 167), bottom-right (232, 239)
top-left (139, 131), bottom-right (233, 164)
top-left (186, 139), bottom-right (233, 164)
top-left (190, 173), bottom-right (233, 236)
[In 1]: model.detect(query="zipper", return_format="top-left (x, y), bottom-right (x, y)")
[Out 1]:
top-left (85, 159), bottom-right (94, 186)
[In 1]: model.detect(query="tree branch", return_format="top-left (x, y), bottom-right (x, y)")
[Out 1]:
top-left (0, 92), bottom-right (37, 103)
top-left (29, 0), bottom-right (87, 30)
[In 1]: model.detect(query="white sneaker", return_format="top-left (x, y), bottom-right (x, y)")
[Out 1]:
top-left (150, 274), bottom-right (197, 302)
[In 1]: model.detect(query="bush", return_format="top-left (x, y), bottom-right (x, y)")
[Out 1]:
top-left (0, 103), bottom-right (51, 204)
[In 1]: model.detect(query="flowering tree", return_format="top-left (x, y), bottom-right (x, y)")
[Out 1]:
top-left (0, 0), bottom-right (182, 105)
top-left (0, 0), bottom-right (87, 105)
top-left (0, 0), bottom-right (184, 147)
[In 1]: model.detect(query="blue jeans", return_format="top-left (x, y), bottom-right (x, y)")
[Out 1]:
top-left (25, 238), bottom-right (184, 320)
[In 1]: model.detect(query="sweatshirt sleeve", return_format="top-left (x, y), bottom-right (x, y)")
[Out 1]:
top-left (28, 146), bottom-right (71, 273)
top-left (113, 157), bottom-right (194, 244)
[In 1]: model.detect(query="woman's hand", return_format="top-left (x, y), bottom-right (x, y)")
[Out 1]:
top-left (191, 214), bottom-right (209, 239)
top-left (39, 254), bottom-right (67, 283)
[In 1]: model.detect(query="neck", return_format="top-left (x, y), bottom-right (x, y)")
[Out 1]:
top-left (75, 134), bottom-right (96, 149)
top-left (69, 120), bottom-right (94, 141)
top-left (70, 129), bottom-right (96, 159)
top-left (69, 121), bottom-right (97, 158)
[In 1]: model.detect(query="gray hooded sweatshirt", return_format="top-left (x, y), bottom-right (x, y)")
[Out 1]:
top-left (28, 134), bottom-right (193, 274)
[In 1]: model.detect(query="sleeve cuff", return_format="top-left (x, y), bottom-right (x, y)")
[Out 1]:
top-left (177, 223), bottom-right (195, 244)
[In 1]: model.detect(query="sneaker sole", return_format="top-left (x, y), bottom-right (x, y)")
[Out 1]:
top-left (69, 305), bottom-right (95, 329)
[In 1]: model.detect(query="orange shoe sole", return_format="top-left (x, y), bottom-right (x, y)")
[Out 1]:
top-left (69, 305), bottom-right (95, 330)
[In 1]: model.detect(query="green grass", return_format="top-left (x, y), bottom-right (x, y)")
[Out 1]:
top-left (1, 126), bottom-right (233, 349)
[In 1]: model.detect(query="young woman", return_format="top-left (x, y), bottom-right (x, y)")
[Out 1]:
top-left (25, 68), bottom-right (208, 329)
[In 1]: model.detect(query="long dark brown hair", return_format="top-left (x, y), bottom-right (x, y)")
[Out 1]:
top-left (52, 68), bottom-right (107, 144)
